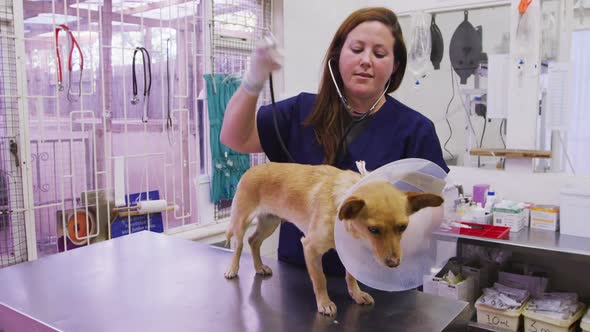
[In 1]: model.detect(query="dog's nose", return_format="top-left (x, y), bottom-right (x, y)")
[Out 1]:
top-left (385, 257), bottom-right (400, 268)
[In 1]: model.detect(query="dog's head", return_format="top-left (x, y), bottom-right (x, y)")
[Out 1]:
top-left (338, 181), bottom-right (443, 268)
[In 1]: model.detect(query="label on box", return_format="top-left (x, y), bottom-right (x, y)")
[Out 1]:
top-left (493, 212), bottom-right (527, 232)
top-left (493, 200), bottom-right (528, 232)
top-left (480, 312), bottom-right (515, 330)
top-left (530, 205), bottom-right (560, 231)
top-left (524, 318), bottom-right (569, 332)
top-left (493, 200), bottom-right (525, 214)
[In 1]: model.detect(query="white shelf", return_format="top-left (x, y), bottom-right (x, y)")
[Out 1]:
top-left (434, 227), bottom-right (590, 257)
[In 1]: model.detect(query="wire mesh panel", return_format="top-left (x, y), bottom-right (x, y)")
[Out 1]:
top-left (0, 2), bottom-right (28, 268)
top-left (211, 0), bottom-right (272, 117)
top-left (0, 0), bottom-right (274, 262)
top-left (210, 0), bottom-right (270, 220)
top-left (17, 0), bottom-right (210, 257)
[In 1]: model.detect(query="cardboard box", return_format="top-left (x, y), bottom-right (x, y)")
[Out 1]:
top-left (493, 200), bottom-right (528, 232)
top-left (560, 185), bottom-right (590, 238)
top-left (462, 264), bottom-right (490, 299)
top-left (530, 205), bottom-right (560, 231)
top-left (438, 277), bottom-right (475, 303)
top-left (581, 308), bottom-right (590, 332)
top-left (523, 303), bottom-right (585, 332)
top-left (498, 271), bottom-right (549, 297)
top-left (475, 299), bottom-right (525, 331)
top-left (422, 275), bottom-right (441, 295)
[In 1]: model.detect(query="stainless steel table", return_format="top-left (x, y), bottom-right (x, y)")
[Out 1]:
top-left (0, 231), bottom-right (468, 332)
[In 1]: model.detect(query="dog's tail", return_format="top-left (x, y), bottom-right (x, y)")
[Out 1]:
top-left (355, 160), bottom-right (370, 177)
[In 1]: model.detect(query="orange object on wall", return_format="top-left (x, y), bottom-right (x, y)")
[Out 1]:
top-left (67, 210), bottom-right (95, 245)
top-left (519, 0), bottom-right (532, 14)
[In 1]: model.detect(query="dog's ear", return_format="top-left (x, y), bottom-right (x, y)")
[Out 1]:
top-left (339, 197), bottom-right (366, 220)
top-left (405, 192), bottom-right (444, 214)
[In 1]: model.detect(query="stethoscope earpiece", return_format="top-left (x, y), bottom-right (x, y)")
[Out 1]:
top-left (55, 24), bottom-right (83, 102)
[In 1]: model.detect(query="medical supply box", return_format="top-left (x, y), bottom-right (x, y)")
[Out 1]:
top-left (475, 298), bottom-right (526, 331)
top-left (560, 185), bottom-right (590, 239)
top-left (530, 204), bottom-right (560, 231)
top-left (523, 303), bottom-right (586, 332)
top-left (581, 308), bottom-right (590, 332)
top-left (493, 200), bottom-right (528, 232)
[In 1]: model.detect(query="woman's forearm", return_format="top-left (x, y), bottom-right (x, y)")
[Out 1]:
top-left (219, 85), bottom-right (264, 153)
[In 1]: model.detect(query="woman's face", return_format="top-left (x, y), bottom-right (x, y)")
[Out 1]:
top-left (338, 21), bottom-right (396, 104)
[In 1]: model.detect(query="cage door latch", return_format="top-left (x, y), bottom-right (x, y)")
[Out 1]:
top-left (9, 140), bottom-right (19, 167)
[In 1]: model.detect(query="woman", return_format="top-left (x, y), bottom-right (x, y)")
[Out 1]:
top-left (220, 7), bottom-right (448, 276)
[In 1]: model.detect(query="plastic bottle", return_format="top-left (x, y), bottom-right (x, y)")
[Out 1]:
top-left (485, 189), bottom-right (497, 214)
top-left (442, 185), bottom-right (459, 223)
top-left (472, 202), bottom-right (486, 224)
top-left (456, 195), bottom-right (468, 220)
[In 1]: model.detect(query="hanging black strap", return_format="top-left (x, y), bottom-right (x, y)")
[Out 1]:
top-left (132, 47), bottom-right (152, 98)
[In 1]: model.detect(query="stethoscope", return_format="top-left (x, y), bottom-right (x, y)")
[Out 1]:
top-left (270, 59), bottom-right (390, 166)
top-left (328, 59), bottom-right (390, 166)
top-left (54, 24), bottom-right (83, 102)
top-left (131, 47), bottom-right (152, 123)
top-left (327, 58), bottom-right (390, 120)
top-left (166, 39), bottom-right (172, 129)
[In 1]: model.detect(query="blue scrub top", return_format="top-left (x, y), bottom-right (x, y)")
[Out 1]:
top-left (256, 92), bottom-right (449, 276)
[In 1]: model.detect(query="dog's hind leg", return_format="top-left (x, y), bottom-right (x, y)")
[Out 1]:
top-left (248, 214), bottom-right (280, 276)
top-left (224, 204), bottom-right (255, 279)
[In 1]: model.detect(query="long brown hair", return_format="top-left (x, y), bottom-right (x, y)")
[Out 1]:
top-left (304, 7), bottom-right (407, 165)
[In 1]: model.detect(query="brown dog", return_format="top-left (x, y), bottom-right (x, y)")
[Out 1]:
top-left (224, 162), bottom-right (443, 316)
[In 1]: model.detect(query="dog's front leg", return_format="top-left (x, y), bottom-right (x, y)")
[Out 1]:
top-left (345, 271), bottom-right (374, 305)
top-left (301, 237), bottom-right (336, 316)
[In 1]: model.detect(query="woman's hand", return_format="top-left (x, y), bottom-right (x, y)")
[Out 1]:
top-left (241, 35), bottom-right (283, 96)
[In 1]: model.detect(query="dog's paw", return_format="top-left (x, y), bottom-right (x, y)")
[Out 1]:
top-left (349, 290), bottom-right (374, 305)
top-left (255, 264), bottom-right (272, 276)
top-left (317, 299), bottom-right (337, 316)
top-left (224, 265), bottom-right (239, 279)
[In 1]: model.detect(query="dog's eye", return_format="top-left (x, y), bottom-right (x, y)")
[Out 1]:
top-left (367, 226), bottom-right (381, 235)
top-left (398, 225), bottom-right (407, 232)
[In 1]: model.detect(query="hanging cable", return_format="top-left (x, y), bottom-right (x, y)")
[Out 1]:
top-left (454, 72), bottom-right (479, 145)
top-left (478, 116), bottom-right (488, 167)
top-left (55, 24), bottom-right (83, 102)
top-left (131, 47), bottom-right (152, 123)
top-left (269, 73), bottom-right (295, 163)
top-left (499, 119), bottom-right (507, 149)
top-left (443, 69), bottom-right (456, 160)
top-left (166, 39), bottom-right (174, 145)
top-left (558, 132), bottom-right (576, 174)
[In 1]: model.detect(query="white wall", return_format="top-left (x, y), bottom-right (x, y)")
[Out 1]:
top-left (281, 1), bottom-right (512, 165)
top-left (281, 0), bottom-right (365, 98)
top-left (395, 6), bottom-right (511, 165)
top-left (449, 166), bottom-right (590, 205)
